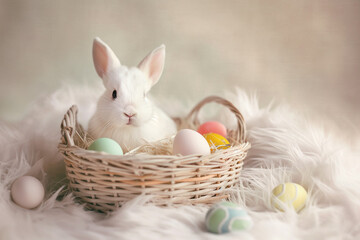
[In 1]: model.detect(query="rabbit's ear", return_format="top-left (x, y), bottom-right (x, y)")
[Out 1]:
top-left (138, 45), bottom-right (165, 89)
top-left (92, 37), bottom-right (121, 78)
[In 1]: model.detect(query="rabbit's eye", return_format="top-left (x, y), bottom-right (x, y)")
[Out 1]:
top-left (112, 90), bottom-right (117, 99)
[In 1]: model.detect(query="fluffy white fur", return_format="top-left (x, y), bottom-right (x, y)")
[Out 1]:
top-left (0, 85), bottom-right (360, 240)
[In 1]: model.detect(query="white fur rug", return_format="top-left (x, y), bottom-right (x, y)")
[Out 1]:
top-left (1, 85), bottom-right (360, 240)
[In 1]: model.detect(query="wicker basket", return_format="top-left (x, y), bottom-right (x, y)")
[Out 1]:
top-left (58, 96), bottom-right (250, 212)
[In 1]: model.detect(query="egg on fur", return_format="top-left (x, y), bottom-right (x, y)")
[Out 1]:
top-left (11, 176), bottom-right (45, 209)
top-left (173, 129), bottom-right (210, 156)
top-left (205, 201), bottom-right (253, 234)
top-left (197, 121), bottom-right (227, 137)
top-left (88, 138), bottom-right (123, 155)
top-left (203, 133), bottom-right (230, 153)
top-left (271, 182), bottom-right (308, 212)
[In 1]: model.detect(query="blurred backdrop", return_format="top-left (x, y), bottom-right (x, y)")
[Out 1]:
top-left (0, 0), bottom-right (359, 138)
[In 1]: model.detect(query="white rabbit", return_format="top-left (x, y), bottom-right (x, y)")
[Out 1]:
top-left (88, 37), bottom-right (177, 152)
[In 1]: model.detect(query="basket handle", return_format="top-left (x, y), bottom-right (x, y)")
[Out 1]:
top-left (60, 105), bottom-right (78, 147)
top-left (185, 96), bottom-right (246, 143)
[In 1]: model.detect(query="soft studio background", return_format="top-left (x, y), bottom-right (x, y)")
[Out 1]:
top-left (1, 1), bottom-right (360, 240)
top-left (0, 0), bottom-right (359, 142)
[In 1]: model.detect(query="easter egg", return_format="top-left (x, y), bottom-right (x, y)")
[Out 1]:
top-left (205, 201), bottom-right (253, 234)
top-left (88, 138), bottom-right (123, 155)
top-left (271, 182), bottom-right (308, 212)
top-left (173, 129), bottom-right (210, 156)
top-left (197, 121), bottom-right (227, 137)
top-left (203, 133), bottom-right (230, 153)
top-left (11, 176), bottom-right (45, 209)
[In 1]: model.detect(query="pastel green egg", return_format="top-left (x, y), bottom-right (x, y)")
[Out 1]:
top-left (271, 182), bottom-right (308, 212)
top-left (88, 138), bottom-right (123, 155)
top-left (205, 201), bottom-right (253, 234)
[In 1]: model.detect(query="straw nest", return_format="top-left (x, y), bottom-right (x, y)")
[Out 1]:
top-left (58, 96), bottom-right (251, 212)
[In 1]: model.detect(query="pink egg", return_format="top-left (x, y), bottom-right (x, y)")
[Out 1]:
top-left (173, 129), bottom-right (210, 156)
top-left (197, 121), bottom-right (227, 137)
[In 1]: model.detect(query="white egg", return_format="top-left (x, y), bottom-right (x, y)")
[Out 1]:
top-left (11, 176), bottom-right (45, 209)
top-left (173, 129), bottom-right (211, 156)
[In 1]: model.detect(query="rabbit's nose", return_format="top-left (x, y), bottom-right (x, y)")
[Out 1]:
top-left (124, 112), bottom-right (136, 118)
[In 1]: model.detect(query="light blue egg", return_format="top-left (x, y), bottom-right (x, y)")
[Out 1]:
top-left (205, 201), bottom-right (253, 234)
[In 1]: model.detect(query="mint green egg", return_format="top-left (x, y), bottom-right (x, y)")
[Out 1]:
top-left (230, 217), bottom-right (253, 231)
top-left (205, 201), bottom-right (253, 234)
top-left (206, 207), bottom-right (227, 233)
top-left (88, 138), bottom-right (123, 155)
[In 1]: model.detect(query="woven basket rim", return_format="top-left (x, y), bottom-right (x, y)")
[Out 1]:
top-left (59, 141), bottom-right (251, 165)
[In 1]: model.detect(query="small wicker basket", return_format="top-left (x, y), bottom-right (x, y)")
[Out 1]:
top-left (58, 96), bottom-right (250, 212)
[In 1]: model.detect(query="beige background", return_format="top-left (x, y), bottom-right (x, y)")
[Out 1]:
top-left (0, 0), bottom-right (359, 139)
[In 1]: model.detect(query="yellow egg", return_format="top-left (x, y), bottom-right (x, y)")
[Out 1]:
top-left (271, 182), bottom-right (308, 213)
top-left (203, 133), bottom-right (230, 153)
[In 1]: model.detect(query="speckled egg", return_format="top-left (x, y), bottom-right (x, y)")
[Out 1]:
top-left (271, 182), bottom-right (308, 212)
top-left (197, 121), bottom-right (227, 137)
top-left (88, 138), bottom-right (123, 155)
top-left (11, 176), bottom-right (45, 209)
top-left (203, 133), bottom-right (230, 153)
top-left (205, 201), bottom-right (253, 234)
top-left (173, 129), bottom-right (210, 156)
